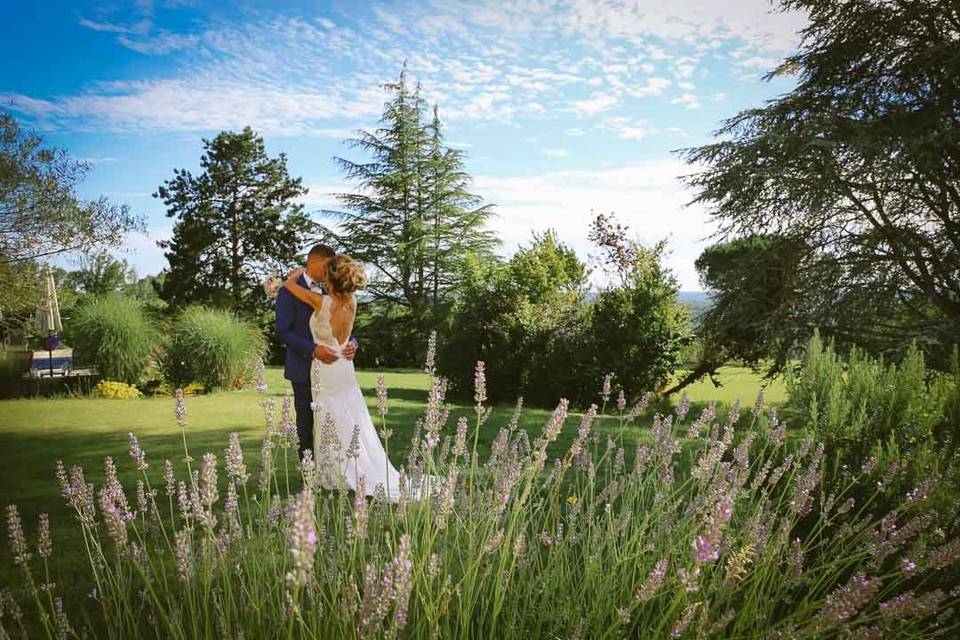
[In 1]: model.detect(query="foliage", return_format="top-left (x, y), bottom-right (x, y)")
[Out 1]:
top-left (785, 332), bottom-right (960, 493)
top-left (159, 306), bottom-right (266, 391)
top-left (682, 0), bottom-right (960, 369)
top-left (93, 380), bottom-right (142, 399)
top-left (66, 294), bottom-right (156, 384)
top-left (317, 68), bottom-right (498, 332)
top-left (61, 251), bottom-right (136, 296)
top-left (155, 127), bottom-right (311, 316)
top-left (438, 232), bottom-right (588, 406)
top-left (0, 112), bottom-right (143, 264)
top-left (3, 369), bottom-right (959, 638)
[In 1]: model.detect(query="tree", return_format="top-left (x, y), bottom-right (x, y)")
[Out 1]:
top-left (0, 113), bottom-right (143, 265)
top-left (155, 127), bottom-right (310, 315)
top-left (438, 232), bottom-right (588, 405)
top-left (63, 252), bottom-right (135, 296)
top-left (584, 214), bottom-right (688, 402)
top-left (682, 0), bottom-right (960, 368)
top-left (318, 68), bottom-right (497, 328)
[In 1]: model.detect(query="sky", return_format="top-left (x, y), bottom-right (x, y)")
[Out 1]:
top-left (2, 0), bottom-right (807, 291)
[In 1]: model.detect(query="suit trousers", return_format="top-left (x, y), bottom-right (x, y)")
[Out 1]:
top-left (290, 380), bottom-right (313, 463)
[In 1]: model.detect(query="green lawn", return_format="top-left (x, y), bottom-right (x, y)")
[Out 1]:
top-left (0, 365), bottom-right (784, 588)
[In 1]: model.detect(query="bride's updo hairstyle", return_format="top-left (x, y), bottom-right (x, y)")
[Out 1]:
top-left (326, 255), bottom-right (367, 294)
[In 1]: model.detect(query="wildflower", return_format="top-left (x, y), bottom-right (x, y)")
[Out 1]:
top-left (484, 529), bottom-right (503, 554)
top-left (225, 432), bottom-right (249, 484)
top-left (163, 459), bottom-right (176, 497)
top-left (789, 443), bottom-right (824, 516)
top-left (818, 573), bottom-right (880, 623)
top-left (788, 538), bottom-right (803, 577)
top-left (836, 497), bottom-right (855, 515)
top-left (751, 388), bottom-right (765, 418)
top-left (253, 356), bottom-right (267, 393)
top-left (879, 590), bottom-right (945, 620)
top-left (514, 533), bottom-right (526, 558)
top-left (544, 398), bottom-right (570, 443)
top-left (769, 408), bottom-right (786, 447)
top-left (128, 432), bottom-right (147, 471)
top-left (627, 393), bottom-right (650, 422)
top-left (725, 399), bottom-right (741, 427)
top-left (5, 505), bottom-right (30, 567)
top-left (300, 449), bottom-right (318, 490)
top-left (346, 424), bottom-right (361, 461)
top-left (675, 391), bottom-right (690, 422)
top-left (452, 416), bottom-right (468, 457)
top-left (671, 602), bottom-right (700, 638)
top-left (174, 529), bottom-right (192, 582)
top-left (53, 597), bottom-right (72, 639)
top-left (352, 476), bottom-right (368, 541)
top-left (567, 495), bottom-right (578, 505)
top-left (617, 389), bottom-right (626, 412)
top-left (376, 374), bottom-right (388, 417)
top-left (677, 566), bottom-right (700, 593)
top-left (905, 475), bottom-right (940, 505)
top-left (637, 559), bottom-right (667, 602)
top-left (901, 558), bottom-right (916, 574)
top-left (286, 489), bottom-right (317, 591)
top-left (724, 541), bottom-right (754, 586)
top-left (199, 453), bottom-right (219, 514)
top-left (474, 361), bottom-right (487, 410)
top-left (174, 388), bottom-right (187, 428)
top-left (34, 513), bottom-right (52, 559)
top-left (424, 331), bottom-right (437, 375)
top-left (391, 535), bottom-right (414, 627)
top-left (601, 372), bottom-right (613, 404)
top-left (280, 391), bottom-right (297, 443)
top-left (926, 538), bottom-right (960, 570)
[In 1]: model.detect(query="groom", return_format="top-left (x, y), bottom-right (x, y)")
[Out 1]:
top-left (275, 243), bottom-right (358, 462)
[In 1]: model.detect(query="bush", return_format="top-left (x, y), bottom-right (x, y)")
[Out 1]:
top-left (93, 380), bottom-right (142, 399)
top-left (160, 306), bottom-right (266, 390)
top-left (67, 294), bottom-right (156, 384)
top-left (5, 372), bottom-right (959, 637)
top-left (785, 332), bottom-right (960, 502)
top-left (439, 232), bottom-right (687, 407)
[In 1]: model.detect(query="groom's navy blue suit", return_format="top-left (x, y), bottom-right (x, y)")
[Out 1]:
top-left (275, 274), bottom-right (357, 461)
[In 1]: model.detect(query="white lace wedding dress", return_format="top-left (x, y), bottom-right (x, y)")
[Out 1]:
top-left (309, 295), bottom-right (411, 502)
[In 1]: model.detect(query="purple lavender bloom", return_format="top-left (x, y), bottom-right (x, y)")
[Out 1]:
top-left (285, 489), bottom-right (317, 590)
top-left (5, 505), bottom-right (31, 566)
top-left (174, 388), bottom-right (187, 428)
top-left (128, 432), bottom-right (148, 471)
top-left (376, 374), bottom-right (388, 416)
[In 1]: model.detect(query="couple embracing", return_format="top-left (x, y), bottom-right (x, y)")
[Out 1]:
top-left (274, 244), bottom-right (414, 501)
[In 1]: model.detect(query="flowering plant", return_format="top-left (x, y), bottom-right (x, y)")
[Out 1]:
top-left (263, 274), bottom-right (283, 300)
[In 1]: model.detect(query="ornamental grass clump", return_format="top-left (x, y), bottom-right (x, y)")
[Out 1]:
top-left (3, 360), bottom-right (959, 638)
top-left (159, 306), bottom-right (266, 391)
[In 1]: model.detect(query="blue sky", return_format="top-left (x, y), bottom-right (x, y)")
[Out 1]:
top-left (2, 0), bottom-right (806, 290)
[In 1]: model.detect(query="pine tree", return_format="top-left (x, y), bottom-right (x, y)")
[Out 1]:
top-left (155, 127), bottom-right (310, 315)
top-left (318, 68), bottom-right (497, 326)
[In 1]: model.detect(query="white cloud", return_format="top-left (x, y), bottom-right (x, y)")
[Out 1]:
top-left (572, 93), bottom-right (620, 117)
top-left (542, 148), bottom-right (569, 158)
top-left (628, 77), bottom-right (671, 98)
top-left (565, 128), bottom-right (587, 136)
top-left (474, 159), bottom-right (713, 289)
top-left (670, 93), bottom-right (703, 109)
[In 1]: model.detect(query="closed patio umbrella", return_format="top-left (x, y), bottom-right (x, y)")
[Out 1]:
top-left (36, 266), bottom-right (63, 377)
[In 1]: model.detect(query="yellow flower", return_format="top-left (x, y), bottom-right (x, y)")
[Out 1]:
top-left (566, 495), bottom-right (578, 505)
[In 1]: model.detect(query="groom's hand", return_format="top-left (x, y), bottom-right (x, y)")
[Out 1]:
top-left (313, 344), bottom-right (339, 364)
top-left (342, 341), bottom-right (357, 361)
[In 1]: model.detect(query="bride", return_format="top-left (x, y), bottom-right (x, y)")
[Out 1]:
top-left (282, 256), bottom-right (412, 502)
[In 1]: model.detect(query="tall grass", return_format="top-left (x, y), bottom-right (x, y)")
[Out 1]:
top-left (3, 358), bottom-right (958, 638)
top-left (160, 306), bottom-right (266, 391)
top-left (68, 295), bottom-right (156, 384)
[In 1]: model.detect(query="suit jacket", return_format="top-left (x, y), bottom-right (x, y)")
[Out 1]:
top-left (275, 274), bottom-right (357, 383)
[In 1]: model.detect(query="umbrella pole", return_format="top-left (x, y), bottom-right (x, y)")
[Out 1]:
top-left (47, 331), bottom-right (54, 378)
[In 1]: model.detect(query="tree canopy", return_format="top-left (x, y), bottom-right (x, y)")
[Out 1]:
top-left (683, 0), bottom-right (960, 367)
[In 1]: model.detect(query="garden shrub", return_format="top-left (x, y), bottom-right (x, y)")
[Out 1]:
top-left (93, 380), bottom-right (142, 399)
top-left (160, 306), bottom-right (266, 390)
top-left (67, 294), bottom-right (156, 384)
top-left (785, 332), bottom-right (960, 502)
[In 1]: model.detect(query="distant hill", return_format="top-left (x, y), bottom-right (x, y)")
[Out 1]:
top-left (677, 290), bottom-right (713, 322)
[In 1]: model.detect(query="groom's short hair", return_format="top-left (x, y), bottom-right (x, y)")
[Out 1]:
top-left (308, 244), bottom-right (336, 261)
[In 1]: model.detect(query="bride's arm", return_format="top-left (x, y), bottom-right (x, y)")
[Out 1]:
top-left (283, 268), bottom-right (325, 311)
